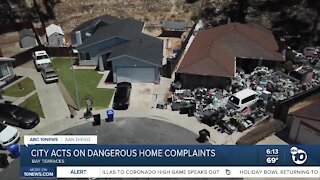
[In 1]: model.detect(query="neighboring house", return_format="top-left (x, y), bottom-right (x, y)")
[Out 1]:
top-left (0, 57), bottom-right (16, 88)
top-left (176, 22), bottom-right (284, 88)
top-left (71, 15), bottom-right (163, 83)
top-left (288, 101), bottom-right (320, 144)
top-left (18, 28), bottom-right (38, 48)
top-left (160, 20), bottom-right (188, 37)
top-left (46, 24), bottom-right (65, 47)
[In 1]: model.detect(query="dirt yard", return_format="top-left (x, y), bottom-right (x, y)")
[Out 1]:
top-left (0, 32), bottom-right (22, 57)
top-left (48, 0), bottom-right (202, 35)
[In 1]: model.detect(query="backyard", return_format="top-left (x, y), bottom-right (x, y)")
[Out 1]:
top-left (51, 57), bottom-right (114, 109)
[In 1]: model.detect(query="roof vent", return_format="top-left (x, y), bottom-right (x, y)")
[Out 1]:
top-left (85, 32), bottom-right (92, 37)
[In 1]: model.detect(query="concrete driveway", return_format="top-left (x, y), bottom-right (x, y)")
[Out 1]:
top-left (14, 67), bottom-right (70, 122)
top-left (129, 83), bottom-right (154, 109)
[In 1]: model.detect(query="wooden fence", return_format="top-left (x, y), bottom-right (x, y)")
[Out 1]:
top-left (160, 22), bottom-right (197, 78)
top-left (12, 46), bottom-right (73, 67)
top-left (0, 22), bottom-right (33, 35)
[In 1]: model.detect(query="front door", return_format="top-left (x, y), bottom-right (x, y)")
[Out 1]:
top-left (103, 52), bottom-right (112, 70)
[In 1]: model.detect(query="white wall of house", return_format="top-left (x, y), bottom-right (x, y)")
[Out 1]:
top-left (0, 61), bottom-right (15, 82)
top-left (48, 32), bottom-right (65, 47)
top-left (289, 116), bottom-right (320, 144)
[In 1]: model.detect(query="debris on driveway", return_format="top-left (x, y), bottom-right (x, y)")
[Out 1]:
top-left (164, 60), bottom-right (320, 137)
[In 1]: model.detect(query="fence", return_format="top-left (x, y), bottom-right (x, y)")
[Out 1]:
top-left (12, 46), bottom-right (74, 67)
top-left (0, 22), bottom-right (33, 35)
top-left (160, 22), bottom-right (197, 79)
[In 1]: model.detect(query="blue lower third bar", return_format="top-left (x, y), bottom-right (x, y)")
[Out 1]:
top-left (21, 167), bottom-right (56, 178)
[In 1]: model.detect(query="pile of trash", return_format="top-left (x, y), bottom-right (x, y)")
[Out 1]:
top-left (167, 64), bottom-right (320, 135)
top-left (232, 66), bottom-right (320, 101)
top-left (168, 85), bottom-right (270, 134)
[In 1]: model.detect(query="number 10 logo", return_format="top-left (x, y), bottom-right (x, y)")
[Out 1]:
top-left (290, 147), bottom-right (308, 165)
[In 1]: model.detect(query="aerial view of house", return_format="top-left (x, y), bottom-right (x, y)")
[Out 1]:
top-left (176, 22), bottom-right (285, 88)
top-left (72, 15), bottom-right (163, 83)
top-left (0, 0), bottom-right (320, 179)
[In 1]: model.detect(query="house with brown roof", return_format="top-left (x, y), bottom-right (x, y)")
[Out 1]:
top-left (288, 101), bottom-right (320, 144)
top-left (176, 22), bottom-right (284, 88)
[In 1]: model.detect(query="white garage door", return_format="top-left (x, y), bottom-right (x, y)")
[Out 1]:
top-left (296, 124), bottom-right (320, 144)
top-left (116, 67), bottom-right (155, 83)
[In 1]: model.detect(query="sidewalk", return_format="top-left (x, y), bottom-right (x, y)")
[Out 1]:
top-left (14, 67), bottom-right (70, 121)
top-left (12, 90), bottom-right (36, 105)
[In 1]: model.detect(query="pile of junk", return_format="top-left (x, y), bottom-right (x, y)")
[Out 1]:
top-left (166, 65), bottom-right (320, 135)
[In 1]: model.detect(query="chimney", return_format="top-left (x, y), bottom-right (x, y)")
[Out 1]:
top-left (75, 31), bottom-right (82, 45)
top-left (278, 37), bottom-right (286, 53)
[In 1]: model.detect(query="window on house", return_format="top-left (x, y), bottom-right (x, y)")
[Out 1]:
top-left (241, 95), bottom-right (256, 104)
top-left (0, 64), bottom-right (10, 80)
top-left (80, 52), bottom-right (91, 60)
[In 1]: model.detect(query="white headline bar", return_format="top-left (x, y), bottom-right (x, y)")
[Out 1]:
top-left (24, 135), bottom-right (97, 146)
top-left (57, 166), bottom-right (320, 178)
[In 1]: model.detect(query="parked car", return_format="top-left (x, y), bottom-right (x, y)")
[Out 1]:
top-left (41, 66), bottom-right (58, 83)
top-left (303, 47), bottom-right (317, 58)
top-left (0, 122), bottom-right (20, 148)
top-left (32, 50), bottom-right (52, 71)
top-left (227, 89), bottom-right (258, 112)
top-left (0, 104), bottom-right (40, 129)
top-left (113, 82), bottom-right (132, 110)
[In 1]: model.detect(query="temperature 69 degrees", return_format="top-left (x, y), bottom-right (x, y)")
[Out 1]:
top-left (265, 148), bottom-right (279, 164)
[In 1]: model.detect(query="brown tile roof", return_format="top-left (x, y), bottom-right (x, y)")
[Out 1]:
top-left (178, 22), bottom-right (284, 77)
top-left (290, 101), bottom-right (320, 121)
top-left (290, 99), bottom-right (320, 132)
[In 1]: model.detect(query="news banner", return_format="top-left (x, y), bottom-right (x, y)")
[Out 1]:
top-left (18, 135), bottom-right (320, 178)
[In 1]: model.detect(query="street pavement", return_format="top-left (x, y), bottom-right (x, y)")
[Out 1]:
top-left (58, 117), bottom-right (203, 144)
top-left (0, 117), bottom-right (205, 180)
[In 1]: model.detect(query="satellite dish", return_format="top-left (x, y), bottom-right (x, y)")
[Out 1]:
top-left (85, 32), bottom-right (91, 37)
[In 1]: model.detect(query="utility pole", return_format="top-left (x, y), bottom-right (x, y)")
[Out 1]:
top-left (70, 48), bottom-right (80, 110)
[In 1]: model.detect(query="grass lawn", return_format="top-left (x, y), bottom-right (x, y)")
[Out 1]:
top-left (20, 93), bottom-right (45, 118)
top-left (2, 77), bottom-right (36, 97)
top-left (52, 57), bottom-right (114, 109)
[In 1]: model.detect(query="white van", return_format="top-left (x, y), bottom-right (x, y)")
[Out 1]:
top-left (0, 122), bottom-right (20, 148)
top-left (32, 50), bottom-right (52, 71)
top-left (227, 89), bottom-right (258, 111)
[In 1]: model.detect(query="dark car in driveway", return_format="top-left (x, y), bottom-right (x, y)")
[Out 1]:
top-left (113, 82), bottom-right (132, 110)
top-left (0, 104), bottom-right (40, 129)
